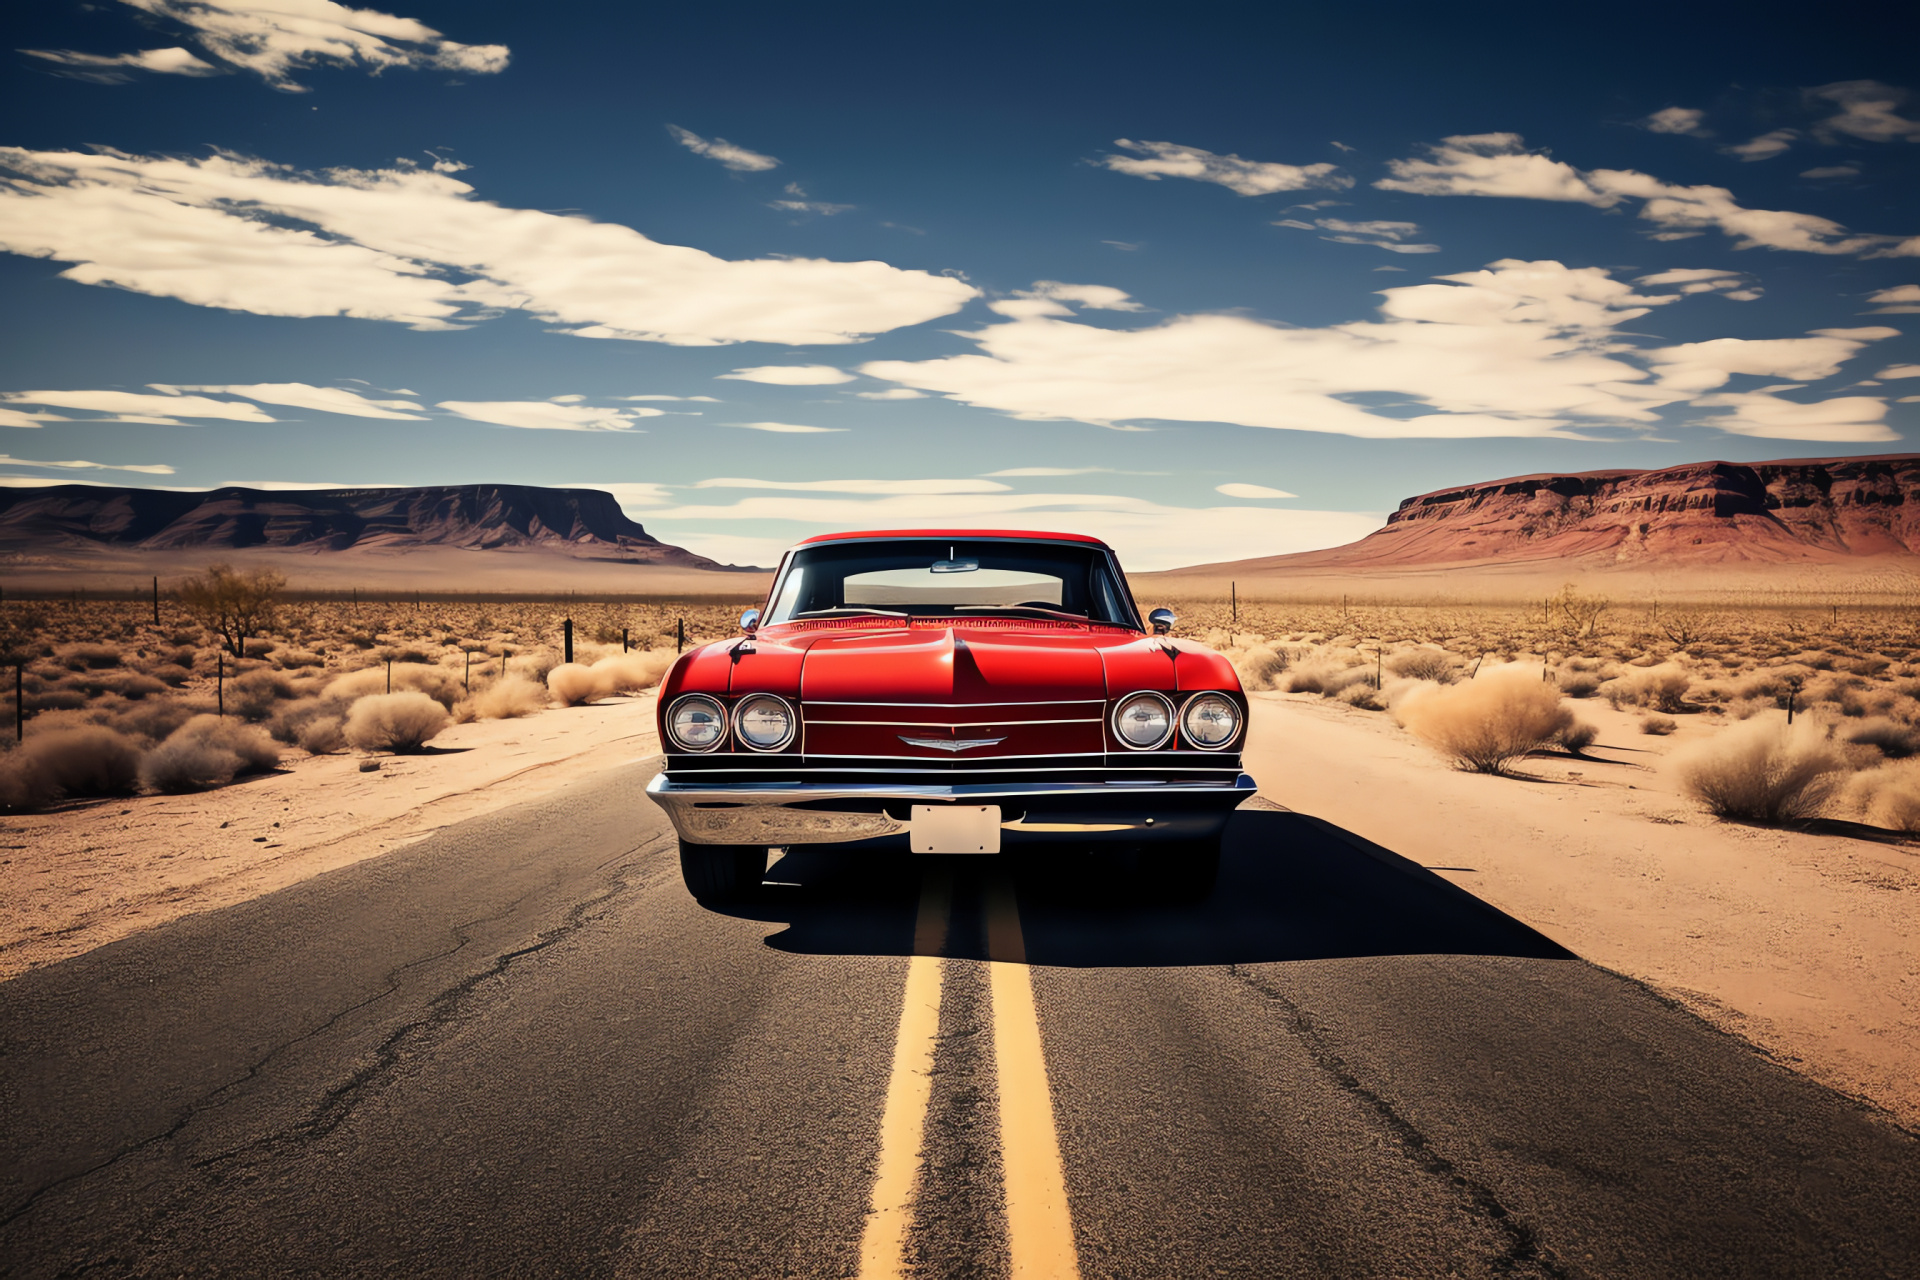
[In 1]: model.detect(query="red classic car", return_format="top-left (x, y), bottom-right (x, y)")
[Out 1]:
top-left (646, 529), bottom-right (1255, 901)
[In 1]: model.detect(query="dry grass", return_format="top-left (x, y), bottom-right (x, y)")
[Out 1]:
top-left (1395, 671), bottom-right (1578, 775)
top-left (0, 595), bottom-right (738, 805)
top-left (0, 726), bottom-right (143, 809)
top-left (140, 716), bottom-right (282, 793)
top-left (1670, 720), bottom-right (1845, 822)
top-left (343, 692), bottom-right (452, 754)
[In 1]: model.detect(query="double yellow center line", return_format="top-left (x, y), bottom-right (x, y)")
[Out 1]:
top-left (857, 867), bottom-right (1081, 1280)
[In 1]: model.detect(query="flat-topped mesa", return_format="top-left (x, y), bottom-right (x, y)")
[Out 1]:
top-left (1366, 455), bottom-right (1920, 567)
top-left (0, 482), bottom-right (734, 568)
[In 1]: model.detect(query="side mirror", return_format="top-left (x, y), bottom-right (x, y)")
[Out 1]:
top-left (740, 608), bottom-right (761, 635)
top-left (1148, 607), bottom-right (1176, 636)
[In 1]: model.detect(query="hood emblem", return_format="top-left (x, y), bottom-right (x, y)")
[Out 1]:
top-left (899, 735), bottom-right (1005, 752)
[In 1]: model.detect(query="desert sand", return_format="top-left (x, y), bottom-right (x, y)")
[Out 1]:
top-left (4, 684), bottom-right (1913, 1129)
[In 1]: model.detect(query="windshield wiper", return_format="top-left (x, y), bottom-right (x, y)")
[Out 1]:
top-left (951, 604), bottom-right (1093, 622)
top-left (792, 607), bottom-right (911, 620)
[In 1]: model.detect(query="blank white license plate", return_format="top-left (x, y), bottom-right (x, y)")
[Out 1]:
top-left (910, 805), bottom-right (1002, 854)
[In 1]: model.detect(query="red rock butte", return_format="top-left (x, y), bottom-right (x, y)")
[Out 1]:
top-left (1146, 455), bottom-right (1920, 601)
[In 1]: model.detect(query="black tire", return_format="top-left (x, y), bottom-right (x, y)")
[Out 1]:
top-left (679, 840), bottom-right (767, 903)
top-left (1139, 836), bottom-right (1221, 904)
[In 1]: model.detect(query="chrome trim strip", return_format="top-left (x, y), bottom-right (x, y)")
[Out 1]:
top-left (898, 736), bottom-right (1008, 752)
top-left (662, 764), bottom-right (1243, 775)
top-left (648, 772), bottom-right (1255, 845)
top-left (817, 717), bottom-right (1103, 727)
top-left (804, 699), bottom-right (1106, 708)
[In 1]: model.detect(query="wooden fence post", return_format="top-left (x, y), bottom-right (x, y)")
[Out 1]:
top-left (217, 652), bottom-right (225, 717)
top-left (676, 618), bottom-right (684, 653)
top-left (564, 618), bottom-right (573, 664)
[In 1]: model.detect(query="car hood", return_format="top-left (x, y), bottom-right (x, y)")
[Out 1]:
top-left (798, 627), bottom-right (1109, 703)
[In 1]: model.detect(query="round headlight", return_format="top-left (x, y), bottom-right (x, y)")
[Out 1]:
top-left (667, 694), bottom-right (727, 751)
top-left (735, 694), bottom-right (796, 751)
top-left (1181, 693), bottom-right (1241, 749)
top-left (1112, 691), bottom-right (1174, 750)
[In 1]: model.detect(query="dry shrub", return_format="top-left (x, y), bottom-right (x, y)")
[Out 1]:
top-left (1335, 682), bottom-right (1386, 711)
top-left (148, 663), bottom-right (194, 687)
top-left (1840, 762), bottom-right (1920, 832)
top-left (1603, 663), bottom-right (1692, 712)
top-left (58, 643), bottom-right (123, 670)
top-left (1230, 645), bottom-right (1289, 691)
top-left (546, 650), bottom-right (677, 707)
top-left (1395, 672), bottom-right (1575, 774)
top-left (0, 726), bottom-right (143, 810)
top-left (1640, 714), bottom-right (1678, 736)
top-left (1554, 718), bottom-right (1599, 753)
top-left (322, 663), bottom-right (462, 710)
top-left (276, 649), bottom-right (326, 669)
top-left (230, 669), bottom-right (297, 721)
top-left (1558, 672), bottom-right (1605, 699)
top-left (1670, 719), bottom-right (1844, 822)
top-left (297, 716), bottom-right (347, 754)
top-left (343, 692), bottom-right (450, 753)
top-left (1388, 648), bottom-right (1457, 684)
top-left (1840, 716), bottom-right (1920, 759)
top-left (457, 674), bottom-right (550, 721)
top-left (108, 698), bottom-right (215, 745)
top-left (139, 715), bottom-right (282, 792)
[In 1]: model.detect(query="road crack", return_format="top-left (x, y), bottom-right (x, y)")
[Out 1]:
top-left (1230, 964), bottom-right (1570, 1279)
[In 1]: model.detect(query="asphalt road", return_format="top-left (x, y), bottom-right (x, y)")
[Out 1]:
top-left (3, 758), bottom-right (1917, 1279)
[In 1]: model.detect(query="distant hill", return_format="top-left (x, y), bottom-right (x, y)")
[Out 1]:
top-left (1145, 455), bottom-right (1920, 597)
top-left (0, 483), bottom-right (749, 570)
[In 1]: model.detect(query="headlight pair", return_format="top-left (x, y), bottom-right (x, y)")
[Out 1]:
top-left (1110, 691), bottom-right (1241, 751)
top-left (666, 693), bottom-right (796, 752)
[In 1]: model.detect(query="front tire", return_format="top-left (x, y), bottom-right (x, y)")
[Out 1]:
top-left (1139, 836), bottom-right (1221, 903)
top-left (679, 840), bottom-right (766, 903)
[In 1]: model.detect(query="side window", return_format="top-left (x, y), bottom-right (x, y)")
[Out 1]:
top-left (771, 566), bottom-right (807, 622)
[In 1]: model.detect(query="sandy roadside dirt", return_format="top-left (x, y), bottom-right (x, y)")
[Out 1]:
top-left (1244, 691), bottom-right (1920, 1130)
top-left (0, 695), bottom-right (662, 980)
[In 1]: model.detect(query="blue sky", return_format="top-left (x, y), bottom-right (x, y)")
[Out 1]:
top-left (2, 0), bottom-right (1916, 569)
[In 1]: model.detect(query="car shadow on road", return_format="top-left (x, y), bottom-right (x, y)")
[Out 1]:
top-left (716, 808), bottom-right (1573, 967)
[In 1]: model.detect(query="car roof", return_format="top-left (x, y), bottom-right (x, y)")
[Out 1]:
top-left (793, 528), bottom-right (1113, 549)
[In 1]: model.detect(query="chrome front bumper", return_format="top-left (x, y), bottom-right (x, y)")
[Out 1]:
top-left (646, 773), bottom-right (1257, 846)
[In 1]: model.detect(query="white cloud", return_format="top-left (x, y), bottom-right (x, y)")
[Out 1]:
top-left (1867, 285), bottom-right (1920, 314)
top-left (640, 489), bottom-right (1383, 572)
top-left (1632, 267), bottom-right (1762, 300)
top-left (1215, 483), bottom-right (1297, 499)
top-left (856, 259), bottom-right (1899, 442)
top-left (1017, 281), bottom-right (1145, 312)
top-left (0, 408), bottom-right (65, 428)
top-left (113, 0), bottom-right (507, 90)
top-left (854, 388), bottom-right (926, 400)
top-left (726, 421), bottom-right (847, 433)
top-left (0, 454), bottom-right (175, 474)
top-left (621, 394), bottom-right (721, 402)
top-left (1809, 80), bottom-right (1920, 144)
top-left (1645, 327), bottom-right (1899, 393)
top-left (770, 199), bottom-right (854, 215)
top-left (1101, 139), bottom-right (1351, 197)
top-left (717, 365), bottom-right (857, 385)
top-left (0, 388), bottom-right (276, 425)
top-left (1690, 388), bottom-right (1896, 441)
top-left (0, 148), bottom-right (977, 345)
top-left (1376, 132), bottom-right (1918, 257)
top-left (20, 45), bottom-right (219, 81)
top-left (155, 381), bottom-right (426, 419)
top-left (1721, 129), bottom-right (1799, 162)
top-left (1800, 165), bottom-right (1860, 180)
top-left (692, 477), bottom-right (1011, 495)
top-left (1644, 107), bottom-right (1710, 136)
top-left (1878, 364), bottom-right (1920, 379)
top-left (667, 125), bottom-right (779, 172)
top-left (437, 400), bottom-right (655, 432)
top-left (1275, 216), bottom-right (1440, 254)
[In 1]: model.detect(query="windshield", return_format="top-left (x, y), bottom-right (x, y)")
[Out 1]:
top-left (765, 539), bottom-right (1140, 627)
